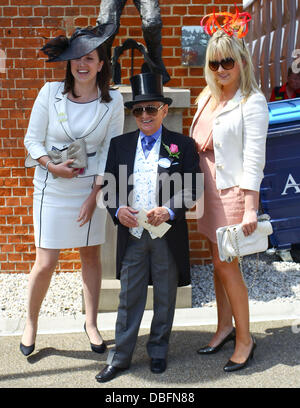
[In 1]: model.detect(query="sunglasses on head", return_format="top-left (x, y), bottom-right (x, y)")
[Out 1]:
top-left (132, 104), bottom-right (164, 117)
top-left (208, 58), bottom-right (235, 71)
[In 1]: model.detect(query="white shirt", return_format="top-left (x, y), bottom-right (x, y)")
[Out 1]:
top-left (66, 98), bottom-right (98, 139)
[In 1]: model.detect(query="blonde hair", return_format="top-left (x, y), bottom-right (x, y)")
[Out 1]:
top-left (196, 30), bottom-right (260, 105)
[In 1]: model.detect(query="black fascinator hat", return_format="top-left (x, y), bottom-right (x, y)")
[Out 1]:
top-left (124, 73), bottom-right (172, 109)
top-left (41, 23), bottom-right (116, 62)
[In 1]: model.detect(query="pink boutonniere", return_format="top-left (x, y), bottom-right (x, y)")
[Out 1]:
top-left (162, 142), bottom-right (181, 159)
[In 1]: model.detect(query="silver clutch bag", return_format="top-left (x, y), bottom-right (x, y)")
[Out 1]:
top-left (25, 139), bottom-right (87, 169)
top-left (216, 214), bottom-right (273, 263)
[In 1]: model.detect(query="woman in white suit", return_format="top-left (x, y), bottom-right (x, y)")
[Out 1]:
top-left (191, 30), bottom-right (269, 372)
top-left (21, 25), bottom-right (124, 356)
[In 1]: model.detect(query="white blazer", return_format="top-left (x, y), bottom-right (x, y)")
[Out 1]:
top-left (190, 89), bottom-right (269, 192)
top-left (24, 81), bottom-right (124, 176)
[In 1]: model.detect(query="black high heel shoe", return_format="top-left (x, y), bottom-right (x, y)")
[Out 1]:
top-left (223, 336), bottom-right (256, 372)
top-left (20, 342), bottom-right (35, 357)
top-left (84, 323), bottom-right (107, 354)
top-left (197, 328), bottom-right (236, 355)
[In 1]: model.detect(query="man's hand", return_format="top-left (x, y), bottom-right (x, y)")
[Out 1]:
top-left (118, 207), bottom-right (139, 228)
top-left (147, 207), bottom-right (170, 226)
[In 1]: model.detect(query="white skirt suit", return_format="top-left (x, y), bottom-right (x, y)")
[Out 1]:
top-left (24, 81), bottom-right (124, 249)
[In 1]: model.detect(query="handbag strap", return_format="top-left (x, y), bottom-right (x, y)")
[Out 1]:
top-left (227, 227), bottom-right (258, 290)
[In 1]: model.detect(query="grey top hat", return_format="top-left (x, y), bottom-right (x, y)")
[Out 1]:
top-left (124, 73), bottom-right (172, 109)
top-left (41, 23), bottom-right (116, 62)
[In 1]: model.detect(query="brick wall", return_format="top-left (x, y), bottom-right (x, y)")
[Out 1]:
top-left (0, 0), bottom-right (242, 273)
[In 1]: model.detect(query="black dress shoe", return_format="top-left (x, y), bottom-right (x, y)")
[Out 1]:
top-left (150, 358), bottom-right (167, 374)
top-left (95, 365), bottom-right (128, 383)
top-left (20, 342), bottom-right (35, 357)
top-left (223, 337), bottom-right (256, 373)
top-left (84, 323), bottom-right (107, 354)
top-left (197, 328), bottom-right (236, 355)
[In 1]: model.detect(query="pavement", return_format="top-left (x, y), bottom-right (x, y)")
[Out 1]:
top-left (1, 302), bottom-right (300, 391)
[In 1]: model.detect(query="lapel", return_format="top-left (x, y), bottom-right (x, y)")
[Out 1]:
top-left (54, 84), bottom-right (109, 141)
top-left (158, 126), bottom-right (176, 175)
top-left (216, 88), bottom-right (243, 117)
top-left (54, 84), bottom-right (74, 141)
top-left (156, 126), bottom-right (180, 205)
top-left (191, 88), bottom-right (244, 135)
top-left (79, 87), bottom-right (109, 139)
top-left (190, 93), bottom-right (210, 137)
top-left (120, 130), bottom-right (139, 179)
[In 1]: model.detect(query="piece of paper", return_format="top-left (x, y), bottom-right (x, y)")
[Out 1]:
top-left (136, 208), bottom-right (171, 238)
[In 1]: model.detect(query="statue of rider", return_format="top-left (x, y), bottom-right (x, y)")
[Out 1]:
top-left (96, 0), bottom-right (170, 84)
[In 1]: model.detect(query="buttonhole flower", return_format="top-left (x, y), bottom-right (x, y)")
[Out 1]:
top-left (162, 142), bottom-right (180, 159)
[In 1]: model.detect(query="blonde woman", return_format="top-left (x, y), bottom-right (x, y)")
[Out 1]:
top-left (190, 30), bottom-right (269, 372)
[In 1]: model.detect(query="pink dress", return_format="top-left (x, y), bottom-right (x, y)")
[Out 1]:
top-left (192, 98), bottom-right (245, 243)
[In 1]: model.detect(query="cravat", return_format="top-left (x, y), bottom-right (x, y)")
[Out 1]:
top-left (142, 135), bottom-right (156, 158)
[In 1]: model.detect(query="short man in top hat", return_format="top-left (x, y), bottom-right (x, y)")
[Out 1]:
top-left (95, 73), bottom-right (201, 383)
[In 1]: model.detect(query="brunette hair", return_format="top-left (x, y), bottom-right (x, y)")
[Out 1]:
top-left (63, 43), bottom-right (112, 103)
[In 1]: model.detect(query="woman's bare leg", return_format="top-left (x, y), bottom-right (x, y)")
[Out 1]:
top-left (206, 239), bottom-right (234, 347)
top-left (80, 245), bottom-right (103, 345)
top-left (21, 248), bottom-right (60, 346)
top-left (210, 241), bottom-right (252, 363)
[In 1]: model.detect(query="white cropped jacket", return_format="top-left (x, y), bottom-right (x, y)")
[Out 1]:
top-left (190, 89), bottom-right (269, 192)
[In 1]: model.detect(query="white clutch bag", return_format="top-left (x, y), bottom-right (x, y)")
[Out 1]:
top-left (216, 214), bottom-right (273, 263)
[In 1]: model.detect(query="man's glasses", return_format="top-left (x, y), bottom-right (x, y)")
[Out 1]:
top-left (208, 58), bottom-right (235, 72)
top-left (132, 104), bottom-right (164, 117)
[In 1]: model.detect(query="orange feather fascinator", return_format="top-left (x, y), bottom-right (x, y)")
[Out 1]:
top-left (201, 4), bottom-right (252, 39)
